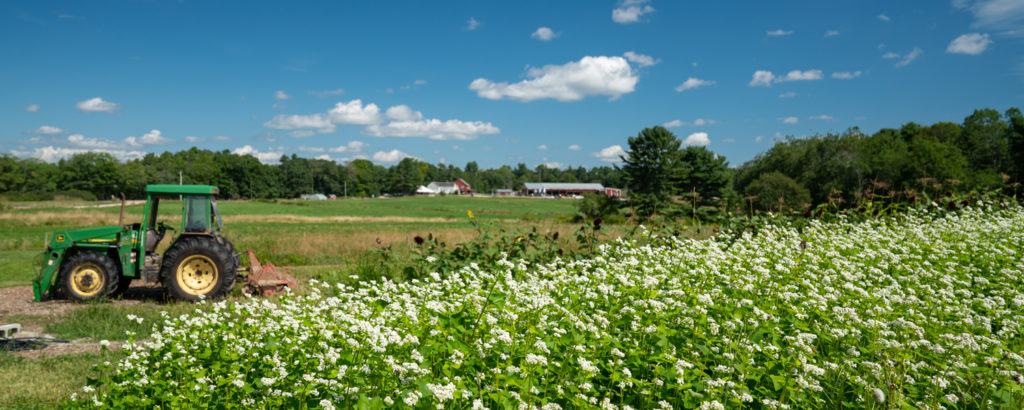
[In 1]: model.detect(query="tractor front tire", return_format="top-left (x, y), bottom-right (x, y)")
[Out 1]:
top-left (161, 236), bottom-right (237, 301)
top-left (111, 276), bottom-right (133, 298)
top-left (60, 251), bottom-right (118, 302)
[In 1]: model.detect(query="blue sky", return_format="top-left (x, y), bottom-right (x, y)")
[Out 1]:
top-left (3, 0), bottom-right (1023, 169)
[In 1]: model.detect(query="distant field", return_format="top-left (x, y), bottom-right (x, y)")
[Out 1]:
top-left (0, 196), bottom-right (582, 288)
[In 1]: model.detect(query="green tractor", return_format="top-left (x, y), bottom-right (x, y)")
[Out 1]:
top-left (33, 185), bottom-right (241, 302)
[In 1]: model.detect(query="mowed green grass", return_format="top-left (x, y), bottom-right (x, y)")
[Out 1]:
top-left (0, 196), bottom-right (579, 288)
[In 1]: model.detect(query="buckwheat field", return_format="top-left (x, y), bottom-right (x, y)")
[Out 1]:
top-left (76, 204), bottom-right (1024, 409)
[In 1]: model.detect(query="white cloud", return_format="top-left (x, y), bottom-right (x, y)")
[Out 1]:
top-left (749, 70), bottom-right (775, 87)
top-left (264, 99), bottom-right (381, 133)
top-left (64, 129), bottom-right (169, 150)
top-left (414, 79), bottom-right (428, 85)
top-left (298, 146), bottom-right (326, 153)
top-left (947, 33), bottom-right (993, 54)
top-left (308, 88), bottom-right (345, 97)
top-left (365, 118), bottom-right (500, 140)
top-left (766, 29), bottom-right (793, 36)
top-left (469, 55), bottom-right (638, 102)
top-left (778, 91), bottom-right (797, 98)
top-left (329, 141), bottom-right (367, 153)
top-left (675, 77), bottom-right (715, 91)
top-left (263, 99), bottom-right (496, 142)
top-left (623, 51), bottom-right (659, 67)
top-left (543, 160), bottom-right (563, 169)
top-left (124, 129), bottom-right (171, 147)
top-left (466, 17), bottom-right (481, 30)
top-left (264, 113), bottom-right (335, 133)
top-left (372, 149), bottom-right (412, 164)
top-left (682, 132), bottom-right (710, 147)
top-left (755, 135), bottom-right (764, 143)
top-left (385, 105), bottom-right (423, 121)
top-left (752, 70), bottom-right (823, 87)
top-left (28, 125), bottom-right (66, 135)
top-left (68, 133), bottom-right (120, 149)
top-left (809, 115), bottom-right (834, 121)
top-left (328, 99), bottom-right (382, 125)
top-left (826, 30), bottom-right (840, 37)
top-left (538, 144), bottom-right (548, 150)
top-left (289, 130), bottom-right (316, 138)
top-left (233, 145), bottom-right (283, 164)
top-left (275, 90), bottom-right (291, 100)
top-left (184, 135), bottom-right (229, 143)
top-left (878, 13), bottom-right (891, 22)
top-left (612, 0), bottom-right (655, 24)
top-left (891, 47), bottom-right (923, 67)
top-left (568, 144), bottom-right (581, 151)
top-left (25, 104), bottom-right (39, 112)
top-left (882, 52), bottom-right (900, 59)
top-left (14, 146), bottom-right (144, 162)
top-left (592, 145), bottom-right (626, 162)
top-left (832, 71), bottom-right (863, 79)
top-left (956, 0), bottom-right (1024, 36)
top-left (778, 69), bottom-right (824, 82)
top-left (780, 116), bottom-right (799, 124)
top-left (664, 118), bottom-right (717, 127)
top-left (531, 27), bottom-right (558, 41)
top-left (722, 138), bottom-right (736, 143)
top-left (75, 97), bottom-right (121, 113)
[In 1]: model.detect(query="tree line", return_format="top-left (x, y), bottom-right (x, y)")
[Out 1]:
top-left (2, 107), bottom-right (1021, 216)
top-left (0, 148), bottom-right (624, 201)
top-left (621, 107), bottom-right (1022, 218)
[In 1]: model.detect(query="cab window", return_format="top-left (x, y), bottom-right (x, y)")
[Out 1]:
top-left (183, 195), bottom-right (210, 232)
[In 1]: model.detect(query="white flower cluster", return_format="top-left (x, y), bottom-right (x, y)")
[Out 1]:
top-left (78, 205), bottom-right (1024, 408)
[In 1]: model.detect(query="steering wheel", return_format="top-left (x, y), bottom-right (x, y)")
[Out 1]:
top-left (156, 221), bottom-right (175, 236)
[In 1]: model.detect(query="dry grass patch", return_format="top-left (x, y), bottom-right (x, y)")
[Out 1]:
top-left (226, 214), bottom-right (460, 224)
top-left (0, 211), bottom-right (120, 227)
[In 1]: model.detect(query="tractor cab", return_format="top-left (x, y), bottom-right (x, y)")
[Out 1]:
top-left (141, 185), bottom-right (224, 253)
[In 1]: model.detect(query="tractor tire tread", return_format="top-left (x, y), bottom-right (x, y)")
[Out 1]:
top-left (160, 235), bottom-right (237, 301)
top-left (59, 250), bottom-right (119, 302)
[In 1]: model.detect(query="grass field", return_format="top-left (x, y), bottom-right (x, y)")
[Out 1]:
top-left (0, 196), bottom-right (583, 288)
top-left (0, 195), bottom-right (599, 408)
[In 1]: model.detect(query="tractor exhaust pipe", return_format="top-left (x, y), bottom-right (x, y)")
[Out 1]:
top-left (118, 192), bottom-right (126, 226)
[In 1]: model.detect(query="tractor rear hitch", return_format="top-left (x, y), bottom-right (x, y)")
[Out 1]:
top-left (240, 250), bottom-right (298, 297)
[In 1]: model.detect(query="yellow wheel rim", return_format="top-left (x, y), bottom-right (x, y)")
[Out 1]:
top-left (70, 263), bottom-right (105, 297)
top-left (176, 255), bottom-right (218, 296)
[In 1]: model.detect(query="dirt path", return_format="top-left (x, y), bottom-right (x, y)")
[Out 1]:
top-left (0, 285), bottom-right (159, 358)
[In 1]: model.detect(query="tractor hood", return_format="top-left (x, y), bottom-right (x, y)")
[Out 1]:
top-left (48, 225), bottom-right (125, 250)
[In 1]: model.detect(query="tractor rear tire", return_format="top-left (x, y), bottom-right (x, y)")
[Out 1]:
top-left (161, 236), bottom-right (237, 301)
top-left (60, 251), bottom-right (118, 302)
top-left (215, 235), bottom-right (240, 291)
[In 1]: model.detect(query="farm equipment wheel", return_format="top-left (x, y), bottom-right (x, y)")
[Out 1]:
top-left (60, 251), bottom-right (118, 302)
top-left (161, 236), bottom-right (237, 301)
top-left (111, 276), bottom-right (133, 297)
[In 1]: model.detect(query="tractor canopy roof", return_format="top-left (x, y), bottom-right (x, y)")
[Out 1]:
top-left (145, 184), bottom-right (219, 195)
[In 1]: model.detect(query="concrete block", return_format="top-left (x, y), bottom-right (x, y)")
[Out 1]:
top-left (0, 323), bottom-right (21, 339)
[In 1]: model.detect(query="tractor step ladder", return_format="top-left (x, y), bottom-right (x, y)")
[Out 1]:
top-left (0, 323), bottom-right (21, 340)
